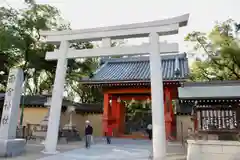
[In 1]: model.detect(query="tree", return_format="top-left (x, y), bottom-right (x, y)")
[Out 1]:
top-left (0, 0), bottom-right (63, 93)
top-left (0, 54), bottom-right (10, 91)
top-left (65, 44), bottom-right (102, 103)
top-left (185, 19), bottom-right (240, 81)
top-left (64, 40), bottom-right (128, 103)
top-left (0, 0), bottom-right (102, 103)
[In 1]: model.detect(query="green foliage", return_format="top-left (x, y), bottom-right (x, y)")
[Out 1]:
top-left (0, 0), bottom-right (63, 93)
top-left (0, 1), bottom-right (102, 103)
top-left (185, 19), bottom-right (240, 81)
top-left (126, 101), bottom-right (151, 118)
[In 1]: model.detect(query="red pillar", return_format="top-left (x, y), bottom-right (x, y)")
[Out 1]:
top-left (111, 96), bottom-right (117, 119)
top-left (164, 90), bottom-right (167, 114)
top-left (111, 96), bottom-right (117, 135)
top-left (111, 96), bottom-right (124, 136)
top-left (166, 88), bottom-right (173, 117)
top-left (115, 99), bottom-right (121, 136)
top-left (103, 93), bottom-right (110, 135)
top-left (164, 87), bottom-right (173, 139)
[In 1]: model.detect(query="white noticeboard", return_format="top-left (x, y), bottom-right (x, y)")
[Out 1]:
top-left (0, 68), bottom-right (24, 139)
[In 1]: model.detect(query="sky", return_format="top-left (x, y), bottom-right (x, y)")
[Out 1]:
top-left (1, 0), bottom-right (240, 55)
top-left (1, 0), bottom-right (239, 99)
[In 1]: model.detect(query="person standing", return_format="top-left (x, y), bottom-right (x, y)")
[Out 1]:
top-left (85, 120), bottom-right (93, 148)
top-left (146, 124), bottom-right (152, 140)
top-left (105, 126), bottom-right (113, 144)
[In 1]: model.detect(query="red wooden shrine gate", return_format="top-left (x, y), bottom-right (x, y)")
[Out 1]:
top-left (81, 53), bottom-right (189, 139)
top-left (102, 85), bottom-right (179, 139)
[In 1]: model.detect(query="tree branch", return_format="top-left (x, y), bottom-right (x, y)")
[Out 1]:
top-left (196, 38), bottom-right (240, 79)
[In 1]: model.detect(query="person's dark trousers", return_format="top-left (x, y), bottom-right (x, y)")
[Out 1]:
top-left (106, 136), bottom-right (111, 144)
top-left (146, 129), bottom-right (152, 140)
top-left (85, 135), bottom-right (91, 148)
top-left (149, 133), bottom-right (152, 140)
top-left (149, 130), bottom-right (152, 140)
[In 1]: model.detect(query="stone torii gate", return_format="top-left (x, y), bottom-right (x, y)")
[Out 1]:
top-left (40, 14), bottom-right (189, 160)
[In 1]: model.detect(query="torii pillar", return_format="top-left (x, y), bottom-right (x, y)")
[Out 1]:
top-left (40, 14), bottom-right (189, 160)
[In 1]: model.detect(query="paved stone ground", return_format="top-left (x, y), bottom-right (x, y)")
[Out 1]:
top-left (38, 139), bottom-right (186, 160)
top-left (3, 142), bottom-right (85, 160)
top-left (1, 139), bottom-right (186, 160)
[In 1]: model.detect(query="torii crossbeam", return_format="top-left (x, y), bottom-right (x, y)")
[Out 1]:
top-left (40, 14), bottom-right (189, 160)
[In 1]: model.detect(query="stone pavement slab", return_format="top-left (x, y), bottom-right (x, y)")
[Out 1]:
top-left (38, 144), bottom-right (151, 160)
top-left (3, 142), bottom-right (85, 160)
top-left (37, 139), bottom-right (186, 160)
top-left (1, 139), bottom-right (186, 160)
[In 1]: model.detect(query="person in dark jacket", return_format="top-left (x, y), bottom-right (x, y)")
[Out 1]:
top-left (146, 124), bottom-right (152, 140)
top-left (85, 120), bottom-right (93, 148)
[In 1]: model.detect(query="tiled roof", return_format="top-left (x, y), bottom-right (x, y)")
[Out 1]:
top-left (0, 94), bottom-right (102, 113)
top-left (182, 80), bottom-right (240, 87)
top-left (22, 95), bottom-right (48, 106)
top-left (83, 53), bottom-right (189, 83)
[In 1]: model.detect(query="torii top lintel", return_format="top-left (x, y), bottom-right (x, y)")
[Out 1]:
top-left (40, 14), bottom-right (189, 43)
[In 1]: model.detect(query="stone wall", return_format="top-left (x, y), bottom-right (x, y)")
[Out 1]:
top-left (21, 107), bottom-right (103, 137)
top-left (187, 140), bottom-right (240, 160)
top-left (22, 107), bottom-right (48, 125)
top-left (60, 112), bottom-right (85, 136)
top-left (176, 115), bottom-right (194, 141)
top-left (60, 113), bottom-right (103, 137)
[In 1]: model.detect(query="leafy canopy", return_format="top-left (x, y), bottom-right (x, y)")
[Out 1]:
top-left (185, 19), bottom-right (240, 81)
top-left (0, 0), bottom-right (102, 103)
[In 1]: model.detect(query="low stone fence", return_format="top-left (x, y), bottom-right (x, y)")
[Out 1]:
top-left (187, 140), bottom-right (240, 160)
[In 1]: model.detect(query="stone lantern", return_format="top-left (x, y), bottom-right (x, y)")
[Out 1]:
top-left (63, 106), bottom-right (76, 130)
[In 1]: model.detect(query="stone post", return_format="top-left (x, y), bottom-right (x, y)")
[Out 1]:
top-left (43, 41), bottom-right (69, 154)
top-left (149, 32), bottom-right (166, 159)
top-left (0, 68), bottom-right (25, 157)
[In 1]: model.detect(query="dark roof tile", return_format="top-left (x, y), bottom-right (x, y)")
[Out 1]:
top-left (182, 80), bottom-right (240, 87)
top-left (0, 94), bottom-right (102, 113)
top-left (83, 53), bottom-right (189, 82)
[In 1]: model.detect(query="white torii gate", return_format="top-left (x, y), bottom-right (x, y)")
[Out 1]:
top-left (40, 14), bottom-right (189, 160)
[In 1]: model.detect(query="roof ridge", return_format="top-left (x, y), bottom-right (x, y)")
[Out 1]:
top-left (183, 80), bottom-right (240, 87)
top-left (102, 53), bottom-right (187, 63)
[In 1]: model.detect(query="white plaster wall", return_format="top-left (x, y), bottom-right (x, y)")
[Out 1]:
top-left (179, 85), bottom-right (240, 98)
top-left (187, 140), bottom-right (240, 160)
